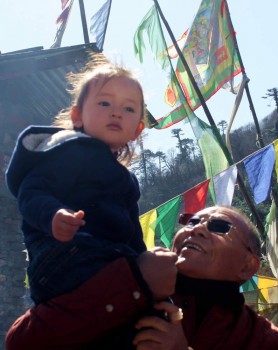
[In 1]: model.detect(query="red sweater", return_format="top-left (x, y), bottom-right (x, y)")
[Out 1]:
top-left (174, 294), bottom-right (278, 350)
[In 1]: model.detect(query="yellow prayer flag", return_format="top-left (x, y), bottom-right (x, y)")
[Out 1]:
top-left (273, 139), bottom-right (278, 182)
top-left (140, 209), bottom-right (157, 249)
top-left (257, 275), bottom-right (278, 302)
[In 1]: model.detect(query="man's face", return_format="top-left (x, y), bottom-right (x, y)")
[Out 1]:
top-left (173, 207), bottom-right (256, 282)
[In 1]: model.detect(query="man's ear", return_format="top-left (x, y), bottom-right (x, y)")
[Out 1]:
top-left (239, 254), bottom-right (261, 282)
top-left (71, 106), bottom-right (83, 128)
top-left (133, 121), bottom-right (144, 139)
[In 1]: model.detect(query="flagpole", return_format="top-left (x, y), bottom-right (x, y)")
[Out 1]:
top-left (100, 0), bottom-right (112, 50)
top-left (225, 1), bottom-right (264, 148)
top-left (78, 0), bottom-right (90, 44)
top-left (225, 0), bottom-right (278, 210)
top-left (153, 0), bottom-right (265, 233)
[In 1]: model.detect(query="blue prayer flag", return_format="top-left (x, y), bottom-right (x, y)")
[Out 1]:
top-left (90, 0), bottom-right (112, 50)
top-left (243, 145), bottom-right (275, 204)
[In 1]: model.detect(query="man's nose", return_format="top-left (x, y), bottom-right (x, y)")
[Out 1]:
top-left (190, 222), bottom-right (210, 238)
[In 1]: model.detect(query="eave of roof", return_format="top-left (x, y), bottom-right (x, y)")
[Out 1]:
top-left (0, 43), bottom-right (99, 130)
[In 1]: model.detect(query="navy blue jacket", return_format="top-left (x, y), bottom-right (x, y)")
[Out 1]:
top-left (6, 126), bottom-right (146, 254)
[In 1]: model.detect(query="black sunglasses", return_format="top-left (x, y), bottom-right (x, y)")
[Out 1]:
top-left (179, 214), bottom-right (253, 253)
top-left (184, 215), bottom-right (232, 235)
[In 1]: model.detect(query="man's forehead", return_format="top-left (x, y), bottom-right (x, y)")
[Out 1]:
top-left (197, 207), bottom-right (243, 225)
top-left (198, 206), bottom-right (233, 216)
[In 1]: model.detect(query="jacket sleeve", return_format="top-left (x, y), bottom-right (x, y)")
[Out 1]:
top-left (5, 257), bottom-right (153, 350)
top-left (127, 172), bottom-right (146, 253)
top-left (17, 147), bottom-right (81, 235)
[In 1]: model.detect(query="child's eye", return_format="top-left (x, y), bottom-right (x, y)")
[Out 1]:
top-left (125, 106), bottom-right (135, 113)
top-left (98, 101), bottom-right (110, 107)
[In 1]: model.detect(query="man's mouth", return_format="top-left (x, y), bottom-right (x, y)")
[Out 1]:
top-left (181, 241), bottom-right (206, 253)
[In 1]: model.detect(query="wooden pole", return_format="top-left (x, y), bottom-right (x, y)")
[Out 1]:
top-left (100, 0), bottom-right (112, 50)
top-left (225, 0), bottom-right (278, 210)
top-left (225, 1), bottom-right (264, 148)
top-left (78, 0), bottom-right (90, 44)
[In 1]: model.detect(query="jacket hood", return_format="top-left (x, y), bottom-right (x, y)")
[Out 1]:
top-left (22, 128), bottom-right (89, 152)
top-left (5, 125), bottom-right (90, 197)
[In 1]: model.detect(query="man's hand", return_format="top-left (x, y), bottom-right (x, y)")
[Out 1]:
top-left (52, 209), bottom-right (86, 242)
top-left (133, 301), bottom-right (188, 350)
top-left (137, 248), bottom-right (178, 300)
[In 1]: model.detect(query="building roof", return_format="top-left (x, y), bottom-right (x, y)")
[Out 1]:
top-left (0, 43), bottom-right (99, 159)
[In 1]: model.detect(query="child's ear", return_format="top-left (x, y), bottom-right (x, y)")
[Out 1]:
top-left (134, 121), bottom-right (144, 139)
top-left (71, 106), bottom-right (83, 128)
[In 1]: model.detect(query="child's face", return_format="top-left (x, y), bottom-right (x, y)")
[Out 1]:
top-left (71, 76), bottom-right (143, 152)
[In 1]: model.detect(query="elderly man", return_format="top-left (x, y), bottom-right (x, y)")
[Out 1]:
top-left (133, 206), bottom-right (278, 350)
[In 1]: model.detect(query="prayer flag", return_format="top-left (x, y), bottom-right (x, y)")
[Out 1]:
top-left (51, 0), bottom-right (74, 48)
top-left (140, 196), bottom-right (182, 249)
top-left (213, 164), bottom-right (237, 205)
top-left (165, 0), bottom-right (242, 109)
top-left (56, 3), bottom-right (71, 24)
top-left (257, 275), bottom-right (278, 303)
top-left (188, 114), bottom-right (229, 203)
top-left (134, 5), bottom-right (196, 129)
top-left (241, 275), bottom-right (258, 292)
top-left (133, 5), bottom-right (198, 129)
top-left (167, 29), bottom-right (189, 59)
top-left (154, 103), bottom-right (192, 129)
top-left (243, 145), bottom-right (275, 204)
top-left (90, 0), bottom-right (112, 51)
top-left (134, 5), bottom-right (169, 70)
top-left (183, 180), bottom-right (210, 213)
top-left (140, 209), bottom-right (157, 249)
top-left (61, 0), bottom-right (70, 10)
top-left (150, 197), bottom-right (182, 248)
top-left (265, 200), bottom-right (278, 278)
top-left (273, 139), bottom-right (278, 182)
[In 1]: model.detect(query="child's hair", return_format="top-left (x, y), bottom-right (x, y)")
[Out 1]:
top-left (53, 52), bottom-right (146, 164)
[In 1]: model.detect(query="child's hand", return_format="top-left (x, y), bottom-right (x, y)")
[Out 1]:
top-left (52, 209), bottom-right (86, 242)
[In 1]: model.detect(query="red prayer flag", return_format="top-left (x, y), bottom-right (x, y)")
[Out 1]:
top-left (183, 179), bottom-right (210, 214)
top-left (61, 0), bottom-right (70, 9)
top-left (56, 6), bottom-right (70, 24)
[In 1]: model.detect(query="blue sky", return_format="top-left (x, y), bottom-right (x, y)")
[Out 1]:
top-left (1, 0), bottom-right (277, 153)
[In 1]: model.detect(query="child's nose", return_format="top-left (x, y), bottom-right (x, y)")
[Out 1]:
top-left (111, 107), bottom-right (122, 118)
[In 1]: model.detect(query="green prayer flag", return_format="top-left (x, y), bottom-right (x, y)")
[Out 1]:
top-left (134, 5), bottom-right (169, 70)
top-left (134, 5), bottom-right (196, 129)
top-left (188, 114), bottom-right (229, 203)
top-left (165, 0), bottom-right (242, 110)
top-left (150, 196), bottom-right (182, 248)
top-left (154, 103), bottom-right (194, 129)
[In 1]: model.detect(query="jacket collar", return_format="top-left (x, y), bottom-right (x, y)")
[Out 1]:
top-left (175, 274), bottom-right (244, 309)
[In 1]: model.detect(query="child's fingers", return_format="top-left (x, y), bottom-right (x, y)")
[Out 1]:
top-left (74, 210), bottom-right (85, 219)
